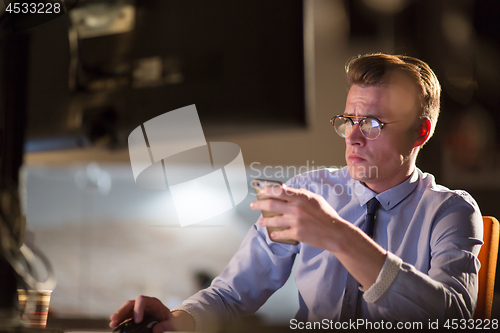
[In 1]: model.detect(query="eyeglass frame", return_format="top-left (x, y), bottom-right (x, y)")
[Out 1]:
top-left (329, 115), bottom-right (399, 140)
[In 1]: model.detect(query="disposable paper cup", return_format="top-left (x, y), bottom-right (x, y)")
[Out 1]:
top-left (18, 289), bottom-right (52, 328)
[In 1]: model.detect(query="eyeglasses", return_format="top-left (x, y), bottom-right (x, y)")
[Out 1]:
top-left (330, 115), bottom-right (396, 140)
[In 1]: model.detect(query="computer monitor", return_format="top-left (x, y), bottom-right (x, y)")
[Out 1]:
top-left (25, 0), bottom-right (309, 152)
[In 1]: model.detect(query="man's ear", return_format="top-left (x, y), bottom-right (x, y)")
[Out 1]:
top-left (413, 118), bottom-right (431, 148)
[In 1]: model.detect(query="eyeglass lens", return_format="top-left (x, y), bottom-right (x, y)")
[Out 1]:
top-left (334, 117), bottom-right (382, 139)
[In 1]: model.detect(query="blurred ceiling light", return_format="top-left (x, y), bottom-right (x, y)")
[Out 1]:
top-left (443, 58), bottom-right (475, 104)
top-left (444, 60), bottom-right (474, 90)
top-left (75, 163), bottom-right (112, 195)
top-left (314, 0), bottom-right (349, 41)
top-left (475, 42), bottom-right (500, 97)
top-left (363, 0), bottom-right (410, 15)
top-left (69, 0), bottom-right (136, 39)
top-left (441, 11), bottom-right (473, 48)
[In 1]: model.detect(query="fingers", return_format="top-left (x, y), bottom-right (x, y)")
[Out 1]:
top-left (258, 215), bottom-right (291, 229)
top-left (268, 227), bottom-right (294, 242)
top-left (134, 295), bottom-right (147, 323)
top-left (251, 197), bottom-right (290, 214)
top-left (136, 295), bottom-right (173, 322)
top-left (109, 295), bottom-right (173, 328)
top-left (109, 300), bottom-right (135, 327)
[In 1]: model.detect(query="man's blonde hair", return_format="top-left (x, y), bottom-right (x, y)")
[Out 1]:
top-left (345, 53), bottom-right (441, 140)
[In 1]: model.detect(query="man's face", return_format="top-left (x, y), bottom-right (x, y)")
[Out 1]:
top-left (344, 71), bottom-right (423, 193)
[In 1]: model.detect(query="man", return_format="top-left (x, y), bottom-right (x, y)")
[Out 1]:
top-left (110, 54), bottom-right (483, 331)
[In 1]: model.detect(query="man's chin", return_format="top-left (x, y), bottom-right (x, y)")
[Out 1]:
top-left (347, 164), bottom-right (379, 181)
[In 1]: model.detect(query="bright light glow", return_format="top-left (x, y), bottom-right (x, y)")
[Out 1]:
top-left (169, 169), bottom-right (233, 227)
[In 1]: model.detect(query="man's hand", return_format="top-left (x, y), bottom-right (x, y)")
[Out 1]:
top-left (251, 185), bottom-right (344, 252)
top-left (109, 295), bottom-right (195, 332)
top-left (251, 185), bottom-right (387, 290)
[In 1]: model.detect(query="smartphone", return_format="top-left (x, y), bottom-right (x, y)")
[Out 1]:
top-left (252, 179), bottom-right (298, 245)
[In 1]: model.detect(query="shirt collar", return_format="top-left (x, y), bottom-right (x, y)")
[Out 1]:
top-left (353, 168), bottom-right (420, 211)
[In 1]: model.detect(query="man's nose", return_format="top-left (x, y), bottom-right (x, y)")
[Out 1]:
top-left (345, 124), bottom-right (366, 146)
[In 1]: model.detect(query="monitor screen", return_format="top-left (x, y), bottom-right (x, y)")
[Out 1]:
top-left (23, 0), bottom-right (308, 151)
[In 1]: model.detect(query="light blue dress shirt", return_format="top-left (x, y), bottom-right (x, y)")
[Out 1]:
top-left (174, 167), bottom-right (483, 329)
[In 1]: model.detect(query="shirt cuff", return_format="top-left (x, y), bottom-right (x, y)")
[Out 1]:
top-left (363, 251), bottom-right (402, 303)
top-left (171, 306), bottom-right (200, 332)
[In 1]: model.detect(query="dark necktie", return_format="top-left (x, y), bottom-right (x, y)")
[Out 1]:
top-left (339, 197), bottom-right (381, 321)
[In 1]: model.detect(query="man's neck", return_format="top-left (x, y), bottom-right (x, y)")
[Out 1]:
top-left (363, 167), bottom-right (416, 194)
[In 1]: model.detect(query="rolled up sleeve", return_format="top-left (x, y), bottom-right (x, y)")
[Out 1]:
top-left (363, 192), bottom-right (483, 321)
top-left (175, 223), bottom-right (299, 331)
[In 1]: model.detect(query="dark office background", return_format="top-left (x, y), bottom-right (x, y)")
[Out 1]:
top-left (1, 0), bottom-right (499, 325)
